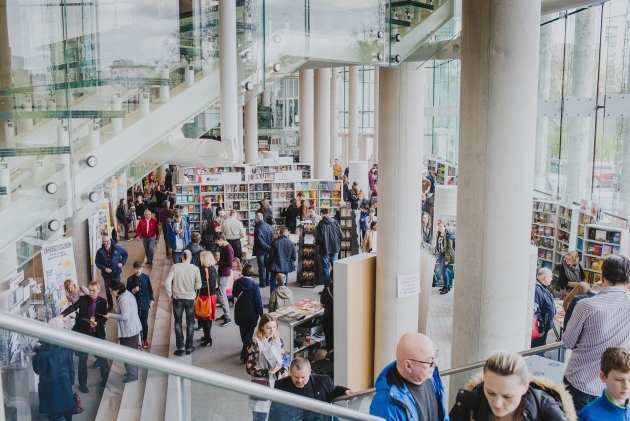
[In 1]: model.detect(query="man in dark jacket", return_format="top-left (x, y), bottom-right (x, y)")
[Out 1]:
top-left (281, 199), bottom-right (300, 234)
top-left (127, 260), bottom-right (155, 349)
top-left (184, 232), bottom-right (205, 267)
top-left (214, 233), bottom-right (234, 326)
top-left (269, 357), bottom-right (352, 421)
top-left (60, 281), bottom-right (110, 393)
top-left (232, 265), bottom-right (263, 362)
top-left (315, 208), bottom-right (342, 288)
top-left (95, 235), bottom-right (129, 311)
top-left (269, 227), bottom-right (297, 293)
top-left (253, 213), bottom-right (273, 288)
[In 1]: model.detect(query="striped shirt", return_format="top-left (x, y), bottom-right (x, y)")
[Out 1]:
top-left (564, 286), bottom-right (630, 396)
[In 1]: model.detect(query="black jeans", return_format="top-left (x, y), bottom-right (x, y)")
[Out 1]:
top-left (256, 253), bottom-right (269, 286)
top-left (172, 298), bottom-right (195, 350)
top-left (322, 316), bottom-right (334, 350)
top-left (199, 319), bottom-right (213, 339)
top-left (227, 239), bottom-right (242, 261)
top-left (139, 307), bottom-right (149, 342)
top-left (239, 325), bottom-right (255, 361)
top-left (563, 377), bottom-right (597, 413)
top-left (77, 344), bottom-right (109, 386)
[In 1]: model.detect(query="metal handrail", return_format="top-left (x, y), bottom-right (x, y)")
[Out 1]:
top-left (0, 312), bottom-right (383, 421)
top-left (333, 341), bottom-right (566, 403)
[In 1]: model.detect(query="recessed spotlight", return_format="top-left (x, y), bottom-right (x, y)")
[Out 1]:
top-left (88, 191), bottom-right (100, 202)
top-left (45, 182), bottom-right (58, 194)
top-left (48, 220), bottom-right (61, 231)
top-left (86, 156), bottom-right (98, 167)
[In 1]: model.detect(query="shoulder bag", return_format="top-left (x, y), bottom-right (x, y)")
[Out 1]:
top-left (195, 268), bottom-right (212, 318)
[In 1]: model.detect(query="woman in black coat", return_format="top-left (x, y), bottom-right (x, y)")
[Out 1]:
top-left (320, 271), bottom-right (335, 351)
top-left (197, 251), bottom-right (218, 347)
top-left (32, 318), bottom-right (75, 420)
top-left (116, 199), bottom-right (130, 241)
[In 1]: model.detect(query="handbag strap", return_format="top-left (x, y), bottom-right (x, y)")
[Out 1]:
top-left (204, 267), bottom-right (211, 295)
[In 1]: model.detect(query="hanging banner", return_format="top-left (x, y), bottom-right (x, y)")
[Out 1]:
top-left (41, 237), bottom-right (77, 312)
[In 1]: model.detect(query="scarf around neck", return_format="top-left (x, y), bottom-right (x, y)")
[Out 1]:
top-left (563, 261), bottom-right (582, 284)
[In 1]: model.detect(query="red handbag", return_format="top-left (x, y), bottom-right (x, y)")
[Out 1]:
top-left (531, 316), bottom-right (543, 340)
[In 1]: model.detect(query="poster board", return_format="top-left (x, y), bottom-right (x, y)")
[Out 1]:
top-left (41, 237), bottom-right (76, 315)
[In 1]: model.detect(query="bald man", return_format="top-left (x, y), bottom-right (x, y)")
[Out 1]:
top-left (369, 333), bottom-right (447, 421)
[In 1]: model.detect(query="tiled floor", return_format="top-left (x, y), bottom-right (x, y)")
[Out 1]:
top-left (426, 288), bottom-right (454, 371)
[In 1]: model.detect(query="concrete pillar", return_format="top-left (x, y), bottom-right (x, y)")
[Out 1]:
top-left (534, 23), bottom-right (552, 192)
top-left (374, 67), bottom-right (425, 372)
top-left (340, 134), bottom-right (348, 168)
top-left (160, 68), bottom-right (170, 103)
top-left (373, 67), bottom-right (379, 165)
top-left (140, 92), bottom-right (150, 116)
top-left (314, 68), bottom-right (331, 179)
top-left (219, 0), bottom-right (239, 165)
top-left (348, 66), bottom-right (359, 161)
top-left (262, 90), bottom-right (271, 107)
top-left (299, 69), bottom-right (314, 164)
top-left (330, 67), bottom-right (339, 165)
top-left (0, 161), bottom-right (10, 209)
top-left (244, 98), bottom-right (258, 164)
top-left (111, 92), bottom-right (123, 135)
top-left (89, 123), bottom-right (100, 150)
top-left (359, 134), bottom-right (367, 161)
top-left (238, 106), bottom-right (244, 163)
top-left (451, 0), bottom-right (539, 387)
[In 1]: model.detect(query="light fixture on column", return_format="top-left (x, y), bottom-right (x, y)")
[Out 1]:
top-left (85, 155), bottom-right (98, 167)
top-left (272, 63), bottom-right (281, 72)
top-left (273, 34), bottom-right (281, 43)
top-left (391, 54), bottom-right (402, 63)
top-left (244, 81), bottom-right (254, 91)
top-left (391, 33), bottom-right (402, 42)
top-left (48, 219), bottom-right (61, 231)
top-left (376, 30), bottom-right (385, 39)
top-left (373, 52), bottom-right (384, 61)
top-left (45, 182), bottom-right (58, 194)
top-left (88, 191), bottom-right (100, 202)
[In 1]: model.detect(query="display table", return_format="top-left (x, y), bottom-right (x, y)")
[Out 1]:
top-left (274, 299), bottom-right (324, 360)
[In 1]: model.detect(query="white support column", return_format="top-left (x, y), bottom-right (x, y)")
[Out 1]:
top-left (219, 0), bottom-right (239, 165)
top-left (359, 133), bottom-right (367, 161)
top-left (89, 123), bottom-right (100, 150)
top-left (314, 68), bottom-right (331, 179)
top-left (140, 92), bottom-right (150, 116)
top-left (0, 161), bottom-right (10, 209)
top-left (451, 0), bottom-right (540, 390)
top-left (299, 69), bottom-right (314, 164)
top-left (262, 90), bottom-right (271, 107)
top-left (330, 67), bottom-right (339, 164)
top-left (111, 92), bottom-right (123, 135)
top-left (238, 106), bottom-right (244, 163)
top-left (374, 67), bottom-right (425, 373)
top-left (159, 68), bottom-right (170, 103)
top-left (373, 66), bottom-right (379, 165)
top-left (348, 66), bottom-right (359, 162)
top-left (245, 98), bottom-right (258, 164)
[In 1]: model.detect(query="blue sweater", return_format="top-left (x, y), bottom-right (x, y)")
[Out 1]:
top-left (579, 389), bottom-right (630, 421)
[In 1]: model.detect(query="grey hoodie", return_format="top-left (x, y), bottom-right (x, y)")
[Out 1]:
top-left (268, 286), bottom-right (294, 313)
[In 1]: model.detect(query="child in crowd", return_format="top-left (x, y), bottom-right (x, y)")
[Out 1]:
top-left (578, 346), bottom-right (630, 420)
top-left (268, 274), bottom-right (294, 313)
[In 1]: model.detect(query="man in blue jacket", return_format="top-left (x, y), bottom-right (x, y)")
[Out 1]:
top-left (253, 213), bottom-right (273, 288)
top-left (370, 332), bottom-right (448, 421)
top-left (269, 227), bottom-right (297, 293)
top-left (95, 236), bottom-right (129, 311)
top-left (233, 265), bottom-right (264, 362)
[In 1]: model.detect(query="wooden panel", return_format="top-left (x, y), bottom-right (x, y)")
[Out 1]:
top-left (334, 254), bottom-right (376, 391)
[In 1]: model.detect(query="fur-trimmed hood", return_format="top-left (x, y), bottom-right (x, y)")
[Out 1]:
top-left (449, 372), bottom-right (577, 421)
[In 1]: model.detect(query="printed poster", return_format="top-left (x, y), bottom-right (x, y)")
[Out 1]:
top-left (41, 237), bottom-right (77, 310)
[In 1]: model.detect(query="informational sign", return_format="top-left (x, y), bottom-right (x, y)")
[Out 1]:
top-left (263, 158), bottom-right (279, 166)
top-left (274, 171), bottom-right (303, 181)
top-left (197, 174), bottom-right (222, 185)
top-left (397, 273), bottom-right (421, 298)
top-left (9, 270), bottom-right (24, 289)
top-left (41, 236), bottom-right (76, 308)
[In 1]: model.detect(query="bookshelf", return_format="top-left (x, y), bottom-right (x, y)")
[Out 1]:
top-left (296, 181), bottom-right (319, 210)
top-left (297, 223), bottom-right (319, 287)
top-left (294, 164), bottom-right (312, 179)
top-left (248, 182), bottom-right (272, 233)
top-left (224, 183), bottom-right (250, 230)
top-left (200, 184), bottom-right (225, 227)
top-left (576, 210), bottom-right (597, 263)
top-left (426, 158), bottom-right (457, 186)
top-left (318, 180), bottom-right (342, 215)
top-left (271, 182), bottom-right (296, 226)
top-left (532, 199), bottom-right (558, 270)
top-left (582, 224), bottom-right (630, 283)
top-left (175, 184), bottom-right (202, 232)
top-left (555, 204), bottom-right (579, 266)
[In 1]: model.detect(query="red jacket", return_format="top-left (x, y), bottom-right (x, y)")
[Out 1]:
top-left (136, 217), bottom-right (159, 239)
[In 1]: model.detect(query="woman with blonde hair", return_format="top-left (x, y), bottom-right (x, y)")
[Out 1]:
top-left (245, 313), bottom-right (287, 421)
top-left (555, 250), bottom-right (585, 297)
top-left (562, 281), bottom-right (591, 311)
top-left (450, 350), bottom-right (576, 421)
top-left (197, 251), bottom-right (218, 347)
top-left (64, 279), bottom-right (89, 305)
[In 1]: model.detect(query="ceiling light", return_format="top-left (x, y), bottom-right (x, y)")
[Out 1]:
top-left (45, 182), bottom-right (58, 194)
top-left (86, 156), bottom-right (98, 167)
top-left (392, 34), bottom-right (402, 42)
top-left (377, 30), bottom-right (385, 39)
top-left (48, 220), bottom-right (61, 231)
top-left (245, 81), bottom-right (254, 91)
top-left (272, 63), bottom-right (281, 72)
top-left (391, 54), bottom-right (402, 63)
top-left (88, 191), bottom-right (100, 202)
